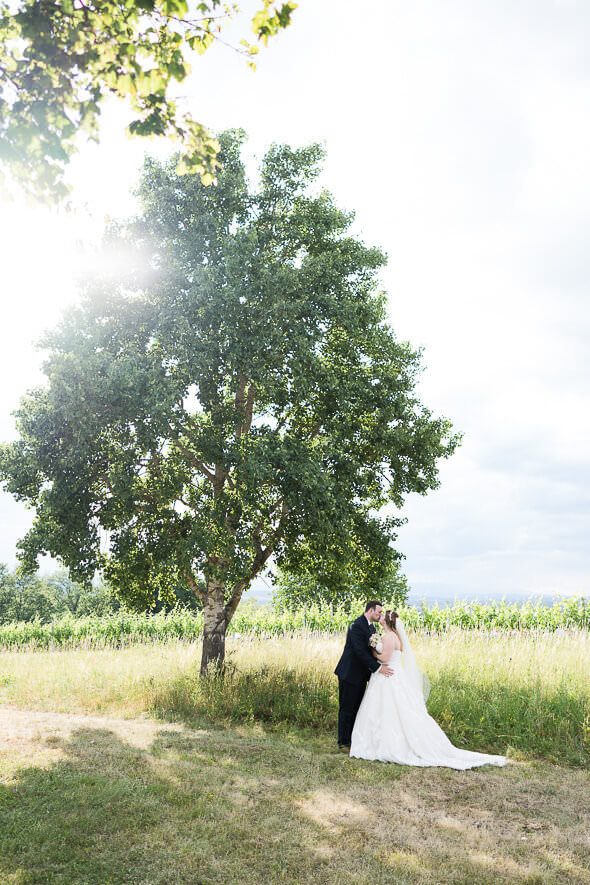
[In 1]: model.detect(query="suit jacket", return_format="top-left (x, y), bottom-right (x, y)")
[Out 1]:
top-left (334, 614), bottom-right (381, 685)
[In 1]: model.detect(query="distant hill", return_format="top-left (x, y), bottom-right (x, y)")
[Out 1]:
top-left (405, 590), bottom-right (568, 608)
top-left (245, 580), bottom-right (575, 609)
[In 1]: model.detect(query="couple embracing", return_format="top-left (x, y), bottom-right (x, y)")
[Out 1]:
top-left (335, 601), bottom-right (507, 769)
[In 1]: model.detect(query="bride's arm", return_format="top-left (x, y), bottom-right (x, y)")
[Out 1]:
top-left (373, 634), bottom-right (395, 663)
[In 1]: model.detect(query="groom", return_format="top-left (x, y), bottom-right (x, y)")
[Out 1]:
top-left (334, 600), bottom-right (394, 751)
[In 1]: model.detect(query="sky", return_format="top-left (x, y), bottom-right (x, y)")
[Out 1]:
top-left (0, 0), bottom-right (589, 602)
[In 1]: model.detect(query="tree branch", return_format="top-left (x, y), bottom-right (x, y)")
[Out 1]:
top-left (235, 374), bottom-right (255, 438)
top-left (268, 500), bottom-right (289, 549)
top-left (234, 374), bottom-right (248, 413)
top-left (224, 501), bottom-right (290, 623)
top-left (184, 569), bottom-right (206, 605)
top-left (224, 578), bottom-right (249, 624)
top-left (213, 461), bottom-right (228, 498)
top-left (252, 519), bottom-right (265, 556)
top-left (171, 439), bottom-right (215, 483)
top-left (241, 381), bottom-right (256, 436)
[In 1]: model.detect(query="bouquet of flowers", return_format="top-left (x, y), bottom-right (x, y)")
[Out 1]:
top-left (369, 632), bottom-right (383, 654)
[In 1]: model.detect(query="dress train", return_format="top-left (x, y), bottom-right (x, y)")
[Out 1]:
top-left (350, 650), bottom-right (507, 769)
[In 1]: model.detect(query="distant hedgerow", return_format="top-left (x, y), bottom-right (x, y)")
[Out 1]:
top-left (0, 597), bottom-right (587, 650)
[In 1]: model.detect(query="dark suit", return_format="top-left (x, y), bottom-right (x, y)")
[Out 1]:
top-left (334, 614), bottom-right (381, 747)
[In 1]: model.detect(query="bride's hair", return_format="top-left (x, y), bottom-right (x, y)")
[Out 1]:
top-left (384, 610), bottom-right (403, 651)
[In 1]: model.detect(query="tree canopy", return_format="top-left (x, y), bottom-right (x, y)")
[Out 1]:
top-left (0, 0), bottom-right (296, 200)
top-left (272, 561), bottom-right (411, 613)
top-left (0, 131), bottom-right (461, 671)
top-left (0, 564), bottom-right (120, 623)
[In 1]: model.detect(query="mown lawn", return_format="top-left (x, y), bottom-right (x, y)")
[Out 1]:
top-left (0, 632), bottom-right (588, 883)
top-left (0, 707), bottom-right (589, 884)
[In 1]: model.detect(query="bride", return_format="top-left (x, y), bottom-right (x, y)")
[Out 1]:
top-left (350, 610), bottom-right (507, 769)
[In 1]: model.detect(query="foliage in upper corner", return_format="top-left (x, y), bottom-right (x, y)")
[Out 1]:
top-left (0, 0), bottom-right (297, 201)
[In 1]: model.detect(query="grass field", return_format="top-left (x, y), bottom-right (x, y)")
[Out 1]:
top-left (0, 631), bottom-right (589, 883)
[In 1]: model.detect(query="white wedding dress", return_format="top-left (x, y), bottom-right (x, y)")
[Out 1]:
top-left (350, 649), bottom-right (507, 769)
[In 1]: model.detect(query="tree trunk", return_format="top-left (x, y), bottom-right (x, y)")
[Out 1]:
top-left (200, 579), bottom-right (227, 676)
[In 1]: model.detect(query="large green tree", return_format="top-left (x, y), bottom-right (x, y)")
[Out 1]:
top-left (0, 131), bottom-right (460, 672)
top-left (0, 0), bottom-right (295, 200)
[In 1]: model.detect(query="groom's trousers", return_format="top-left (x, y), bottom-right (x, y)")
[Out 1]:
top-left (337, 679), bottom-right (367, 747)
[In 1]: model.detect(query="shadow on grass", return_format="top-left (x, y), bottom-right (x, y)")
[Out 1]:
top-left (0, 722), bottom-right (587, 884)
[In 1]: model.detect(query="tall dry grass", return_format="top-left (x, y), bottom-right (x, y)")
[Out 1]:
top-left (2, 630), bottom-right (587, 766)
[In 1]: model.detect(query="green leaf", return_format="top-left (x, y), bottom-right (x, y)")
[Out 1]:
top-left (0, 0), bottom-right (295, 201)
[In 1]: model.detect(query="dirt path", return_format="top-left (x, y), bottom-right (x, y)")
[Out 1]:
top-left (0, 704), bottom-right (183, 758)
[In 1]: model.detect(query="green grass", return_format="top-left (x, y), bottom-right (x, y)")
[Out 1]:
top-left (0, 632), bottom-right (589, 883)
top-left (0, 713), bottom-right (588, 884)
top-left (2, 631), bottom-right (588, 768)
top-left (417, 630), bottom-right (590, 767)
top-left (148, 632), bottom-right (589, 768)
top-left (150, 663), bottom-right (337, 732)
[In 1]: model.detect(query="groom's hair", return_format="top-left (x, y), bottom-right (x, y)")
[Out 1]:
top-left (364, 600), bottom-right (382, 612)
